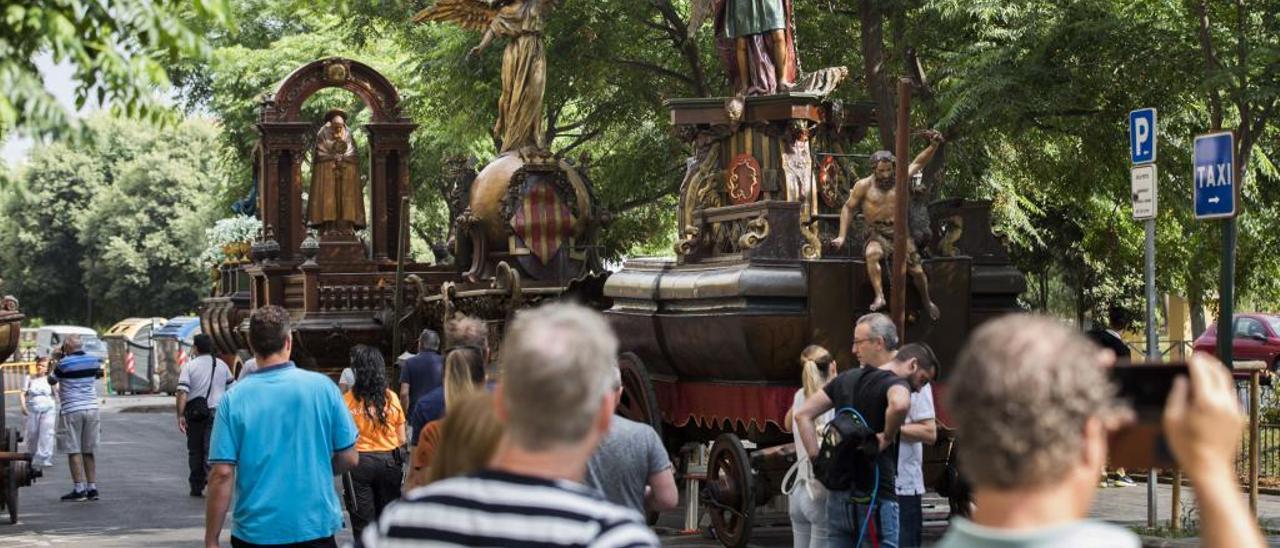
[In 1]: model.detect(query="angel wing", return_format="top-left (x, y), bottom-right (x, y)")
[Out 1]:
top-left (412, 0), bottom-right (498, 32)
top-left (687, 0), bottom-right (718, 38)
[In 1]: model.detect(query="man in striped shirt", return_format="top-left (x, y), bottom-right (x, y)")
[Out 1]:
top-left (50, 335), bottom-right (104, 502)
top-left (364, 304), bottom-right (659, 548)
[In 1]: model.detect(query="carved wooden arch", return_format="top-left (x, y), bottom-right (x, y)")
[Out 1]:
top-left (263, 57), bottom-right (409, 124)
top-left (254, 57), bottom-right (416, 266)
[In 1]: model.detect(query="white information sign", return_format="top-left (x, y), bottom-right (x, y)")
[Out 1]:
top-left (1132, 164), bottom-right (1157, 220)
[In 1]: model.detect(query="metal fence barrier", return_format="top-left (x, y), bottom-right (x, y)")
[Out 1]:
top-left (1, 361), bottom-right (35, 394)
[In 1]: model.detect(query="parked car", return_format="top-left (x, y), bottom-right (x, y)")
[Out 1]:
top-left (34, 325), bottom-right (108, 362)
top-left (1192, 313), bottom-right (1280, 371)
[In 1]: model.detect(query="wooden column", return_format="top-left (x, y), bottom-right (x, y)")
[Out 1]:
top-left (257, 122), bottom-right (311, 262)
top-left (365, 122), bottom-right (416, 262)
top-left (892, 78), bottom-right (911, 335)
top-left (370, 147), bottom-right (389, 261)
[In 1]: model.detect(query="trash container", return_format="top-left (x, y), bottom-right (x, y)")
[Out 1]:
top-left (104, 317), bottom-right (167, 395)
top-left (153, 317), bottom-right (201, 395)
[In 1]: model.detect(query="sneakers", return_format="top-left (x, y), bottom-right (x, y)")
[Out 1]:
top-left (1113, 475), bottom-right (1138, 487)
top-left (86, 488), bottom-right (99, 500)
top-left (60, 489), bottom-right (88, 502)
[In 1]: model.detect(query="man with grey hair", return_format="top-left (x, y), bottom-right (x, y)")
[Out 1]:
top-left (852, 312), bottom-right (898, 367)
top-left (585, 360), bottom-right (678, 516)
top-left (795, 314), bottom-right (932, 548)
top-left (51, 334), bottom-right (104, 501)
top-left (936, 314), bottom-right (1264, 548)
top-left (398, 328), bottom-right (443, 430)
top-left (365, 303), bottom-right (659, 547)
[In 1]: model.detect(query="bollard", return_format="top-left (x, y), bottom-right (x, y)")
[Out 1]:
top-left (1250, 368), bottom-right (1260, 515)
top-left (1235, 360), bottom-right (1265, 516)
top-left (1171, 469), bottom-right (1182, 530)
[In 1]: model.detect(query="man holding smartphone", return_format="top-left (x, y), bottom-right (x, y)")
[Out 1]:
top-left (935, 314), bottom-right (1263, 548)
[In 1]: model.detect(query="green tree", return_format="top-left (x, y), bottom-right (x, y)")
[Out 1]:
top-left (0, 144), bottom-right (102, 323)
top-left (0, 0), bottom-right (231, 139)
top-left (0, 115), bottom-right (229, 325)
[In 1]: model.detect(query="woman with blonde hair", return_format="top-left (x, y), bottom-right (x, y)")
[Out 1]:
top-left (425, 392), bottom-right (504, 484)
top-left (405, 347), bottom-right (488, 490)
top-left (782, 344), bottom-right (838, 548)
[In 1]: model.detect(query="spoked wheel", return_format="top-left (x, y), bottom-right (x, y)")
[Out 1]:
top-left (6, 460), bottom-right (21, 524)
top-left (703, 433), bottom-right (755, 548)
top-left (4, 429), bottom-right (18, 524)
top-left (617, 353), bottom-right (662, 438)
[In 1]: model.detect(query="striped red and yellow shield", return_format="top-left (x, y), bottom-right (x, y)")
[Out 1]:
top-left (125, 351), bottom-right (135, 375)
top-left (511, 182), bottom-right (575, 266)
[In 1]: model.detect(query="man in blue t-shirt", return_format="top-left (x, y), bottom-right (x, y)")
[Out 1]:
top-left (204, 306), bottom-right (359, 548)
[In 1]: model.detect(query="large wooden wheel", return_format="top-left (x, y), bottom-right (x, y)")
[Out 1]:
top-left (5, 460), bottom-right (20, 524)
top-left (703, 433), bottom-right (755, 547)
top-left (4, 429), bottom-right (18, 524)
top-left (617, 353), bottom-right (662, 437)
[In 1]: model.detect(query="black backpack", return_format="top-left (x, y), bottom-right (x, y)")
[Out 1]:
top-left (811, 370), bottom-right (881, 492)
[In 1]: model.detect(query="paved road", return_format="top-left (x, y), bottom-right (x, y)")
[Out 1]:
top-left (0, 395), bottom-right (354, 547)
top-left (5, 395), bottom-right (1280, 547)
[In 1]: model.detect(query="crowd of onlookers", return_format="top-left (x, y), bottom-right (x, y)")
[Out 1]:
top-left (24, 299), bottom-right (1266, 547)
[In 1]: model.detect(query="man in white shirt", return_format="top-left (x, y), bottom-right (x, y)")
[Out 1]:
top-left (894, 343), bottom-right (938, 548)
top-left (176, 335), bottom-right (233, 497)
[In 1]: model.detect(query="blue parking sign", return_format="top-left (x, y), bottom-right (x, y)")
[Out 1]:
top-left (1129, 108), bottom-right (1157, 164)
top-left (1193, 131), bottom-right (1235, 219)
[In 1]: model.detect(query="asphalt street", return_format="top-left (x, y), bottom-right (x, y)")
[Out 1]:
top-left (5, 394), bottom-right (1280, 547)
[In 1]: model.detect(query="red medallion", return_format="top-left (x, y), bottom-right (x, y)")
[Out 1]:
top-left (725, 153), bottom-right (762, 205)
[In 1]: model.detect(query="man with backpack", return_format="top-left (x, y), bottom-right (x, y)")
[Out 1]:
top-left (176, 334), bottom-right (234, 497)
top-left (794, 313), bottom-right (937, 548)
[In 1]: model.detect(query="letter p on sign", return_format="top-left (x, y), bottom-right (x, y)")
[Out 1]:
top-left (1130, 108), bottom-right (1157, 165)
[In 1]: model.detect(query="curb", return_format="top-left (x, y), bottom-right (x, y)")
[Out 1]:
top-left (1131, 474), bottom-right (1280, 497)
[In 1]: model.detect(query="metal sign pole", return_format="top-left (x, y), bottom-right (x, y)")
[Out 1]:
top-left (1144, 217), bottom-right (1158, 529)
top-left (1130, 108), bottom-right (1159, 528)
top-left (1217, 219), bottom-right (1236, 367)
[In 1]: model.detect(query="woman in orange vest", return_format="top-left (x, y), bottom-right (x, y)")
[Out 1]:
top-left (344, 345), bottom-right (406, 543)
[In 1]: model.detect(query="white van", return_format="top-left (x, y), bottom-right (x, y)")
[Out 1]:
top-left (34, 326), bottom-right (108, 361)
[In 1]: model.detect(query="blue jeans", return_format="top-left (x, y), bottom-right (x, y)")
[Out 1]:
top-left (827, 489), bottom-right (899, 548)
top-left (897, 494), bottom-right (922, 547)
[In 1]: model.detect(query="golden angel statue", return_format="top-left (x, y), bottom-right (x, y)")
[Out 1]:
top-left (414, 0), bottom-right (553, 154)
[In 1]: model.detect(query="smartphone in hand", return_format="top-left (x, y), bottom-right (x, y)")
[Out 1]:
top-left (1107, 362), bottom-right (1189, 470)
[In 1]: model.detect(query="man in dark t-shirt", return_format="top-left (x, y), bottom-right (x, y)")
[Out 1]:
top-left (823, 367), bottom-right (909, 500)
top-left (795, 313), bottom-right (938, 548)
top-left (399, 329), bottom-right (443, 433)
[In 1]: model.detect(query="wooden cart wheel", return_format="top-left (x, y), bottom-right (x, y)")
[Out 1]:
top-left (703, 433), bottom-right (755, 548)
top-left (7, 460), bottom-right (20, 524)
top-left (617, 353), bottom-right (662, 438)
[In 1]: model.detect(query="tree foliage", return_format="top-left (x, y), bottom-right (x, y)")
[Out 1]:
top-left (0, 0), bottom-right (231, 139)
top-left (0, 115), bottom-right (229, 326)
top-left (3, 0), bottom-right (1277, 331)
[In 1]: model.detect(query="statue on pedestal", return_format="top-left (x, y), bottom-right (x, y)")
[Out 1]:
top-left (415, 0), bottom-right (553, 154)
top-left (831, 130), bottom-right (944, 319)
top-left (690, 0), bottom-right (798, 96)
top-left (307, 110), bottom-right (366, 232)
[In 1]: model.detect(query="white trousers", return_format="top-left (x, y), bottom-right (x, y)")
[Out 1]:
top-left (789, 480), bottom-right (830, 548)
top-left (25, 408), bottom-right (57, 467)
